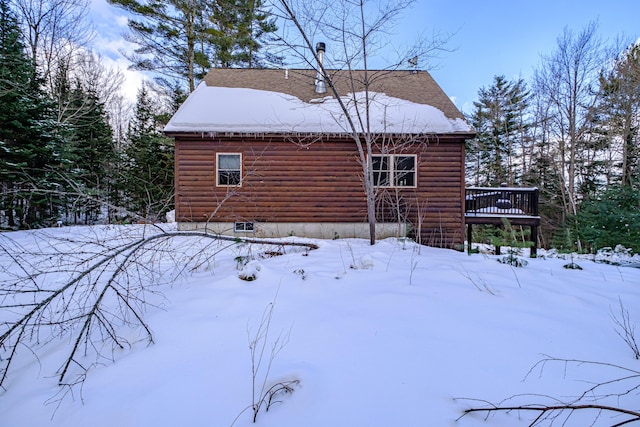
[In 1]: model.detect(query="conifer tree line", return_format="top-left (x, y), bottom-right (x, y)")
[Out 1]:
top-left (466, 23), bottom-right (640, 252)
top-left (0, 0), bottom-right (278, 229)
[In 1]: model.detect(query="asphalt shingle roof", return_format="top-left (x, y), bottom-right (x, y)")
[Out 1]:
top-left (202, 68), bottom-right (465, 121)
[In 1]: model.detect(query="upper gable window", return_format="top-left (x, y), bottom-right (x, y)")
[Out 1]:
top-left (371, 154), bottom-right (416, 188)
top-left (216, 153), bottom-right (242, 187)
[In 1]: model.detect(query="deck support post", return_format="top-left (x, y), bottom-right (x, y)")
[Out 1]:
top-left (530, 225), bottom-right (538, 258)
top-left (466, 224), bottom-right (473, 255)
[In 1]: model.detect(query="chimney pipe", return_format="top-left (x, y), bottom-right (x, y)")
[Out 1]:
top-left (315, 42), bottom-right (326, 94)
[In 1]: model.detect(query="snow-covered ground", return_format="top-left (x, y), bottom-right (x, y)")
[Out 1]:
top-left (1, 224), bottom-right (639, 426)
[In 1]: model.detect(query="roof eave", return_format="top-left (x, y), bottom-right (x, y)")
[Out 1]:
top-left (164, 130), bottom-right (476, 139)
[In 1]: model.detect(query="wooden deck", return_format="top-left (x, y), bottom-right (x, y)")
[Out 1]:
top-left (464, 187), bottom-right (540, 256)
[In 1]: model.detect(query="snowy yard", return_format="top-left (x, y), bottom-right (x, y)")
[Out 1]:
top-left (1, 224), bottom-right (639, 426)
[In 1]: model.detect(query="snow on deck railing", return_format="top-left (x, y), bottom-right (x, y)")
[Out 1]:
top-left (465, 187), bottom-right (539, 217)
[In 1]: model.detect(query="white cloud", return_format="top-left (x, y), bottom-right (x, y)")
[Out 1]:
top-left (89, 0), bottom-right (145, 104)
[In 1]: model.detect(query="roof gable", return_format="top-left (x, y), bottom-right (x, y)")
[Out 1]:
top-left (165, 68), bottom-right (474, 135)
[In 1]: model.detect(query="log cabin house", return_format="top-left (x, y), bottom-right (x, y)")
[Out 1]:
top-left (164, 65), bottom-right (477, 248)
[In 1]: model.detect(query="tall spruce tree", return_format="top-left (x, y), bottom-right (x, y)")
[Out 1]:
top-left (107, 0), bottom-right (209, 92)
top-left (208, 0), bottom-right (279, 68)
top-left (0, 0), bottom-right (58, 228)
top-left (69, 85), bottom-right (114, 223)
top-left (467, 75), bottom-right (531, 186)
top-left (121, 83), bottom-right (174, 221)
top-left (49, 61), bottom-right (116, 224)
top-left (108, 0), bottom-right (279, 92)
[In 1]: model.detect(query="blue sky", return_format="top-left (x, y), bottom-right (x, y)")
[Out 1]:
top-left (90, 0), bottom-right (640, 113)
top-left (416, 0), bottom-right (640, 113)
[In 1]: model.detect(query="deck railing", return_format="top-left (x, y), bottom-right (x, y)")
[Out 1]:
top-left (465, 187), bottom-right (539, 217)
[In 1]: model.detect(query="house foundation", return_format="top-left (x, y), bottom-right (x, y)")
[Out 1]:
top-left (178, 221), bottom-right (408, 240)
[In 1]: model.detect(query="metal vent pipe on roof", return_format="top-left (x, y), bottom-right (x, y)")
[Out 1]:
top-left (315, 42), bottom-right (326, 94)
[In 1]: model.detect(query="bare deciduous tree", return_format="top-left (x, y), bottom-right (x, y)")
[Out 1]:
top-left (597, 39), bottom-right (640, 187)
top-left (533, 21), bottom-right (604, 220)
top-left (271, 0), bottom-right (452, 245)
top-left (12, 0), bottom-right (93, 88)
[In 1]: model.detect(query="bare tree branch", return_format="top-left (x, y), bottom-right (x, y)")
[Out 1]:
top-left (458, 356), bottom-right (640, 426)
top-left (0, 226), bottom-right (317, 402)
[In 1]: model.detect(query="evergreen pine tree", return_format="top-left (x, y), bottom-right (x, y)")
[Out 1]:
top-left (108, 0), bottom-right (280, 92)
top-left (574, 185), bottom-right (640, 252)
top-left (107, 0), bottom-right (211, 91)
top-left (0, 0), bottom-right (59, 228)
top-left (467, 76), bottom-right (531, 186)
top-left (121, 83), bottom-right (174, 221)
top-left (49, 62), bottom-right (116, 224)
top-left (208, 0), bottom-right (280, 68)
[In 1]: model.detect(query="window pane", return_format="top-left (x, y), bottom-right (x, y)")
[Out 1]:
top-left (219, 171), bottom-right (241, 186)
top-left (372, 155), bottom-right (390, 187)
top-left (374, 171), bottom-right (390, 186)
top-left (395, 156), bottom-right (415, 171)
top-left (394, 156), bottom-right (416, 187)
top-left (372, 155), bottom-right (389, 172)
top-left (395, 170), bottom-right (415, 187)
top-left (219, 154), bottom-right (240, 169)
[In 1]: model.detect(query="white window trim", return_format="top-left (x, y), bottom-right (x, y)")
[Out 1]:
top-left (371, 154), bottom-right (417, 188)
top-left (234, 221), bottom-right (255, 233)
top-left (216, 153), bottom-right (242, 187)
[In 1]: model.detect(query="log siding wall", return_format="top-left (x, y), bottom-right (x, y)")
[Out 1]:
top-left (173, 134), bottom-right (466, 248)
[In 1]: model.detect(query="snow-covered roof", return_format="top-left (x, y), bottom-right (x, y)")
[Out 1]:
top-left (164, 69), bottom-right (474, 136)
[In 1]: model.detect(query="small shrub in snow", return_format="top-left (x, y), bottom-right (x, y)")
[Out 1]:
top-left (293, 268), bottom-right (307, 280)
top-left (232, 300), bottom-right (298, 425)
top-left (239, 261), bottom-right (261, 281)
top-left (563, 262), bottom-right (583, 270)
top-left (235, 255), bottom-right (252, 270)
top-left (594, 245), bottom-right (634, 266)
top-left (611, 299), bottom-right (640, 360)
top-left (563, 254), bottom-right (582, 270)
top-left (497, 248), bottom-right (528, 267)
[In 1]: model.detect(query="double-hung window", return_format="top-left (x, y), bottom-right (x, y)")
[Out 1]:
top-left (371, 154), bottom-right (416, 188)
top-left (216, 153), bottom-right (242, 186)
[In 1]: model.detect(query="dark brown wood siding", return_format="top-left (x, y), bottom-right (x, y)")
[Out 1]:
top-left (173, 134), bottom-right (465, 248)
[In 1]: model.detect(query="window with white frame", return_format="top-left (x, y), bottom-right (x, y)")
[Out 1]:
top-left (371, 154), bottom-right (416, 188)
top-left (216, 153), bottom-right (242, 186)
